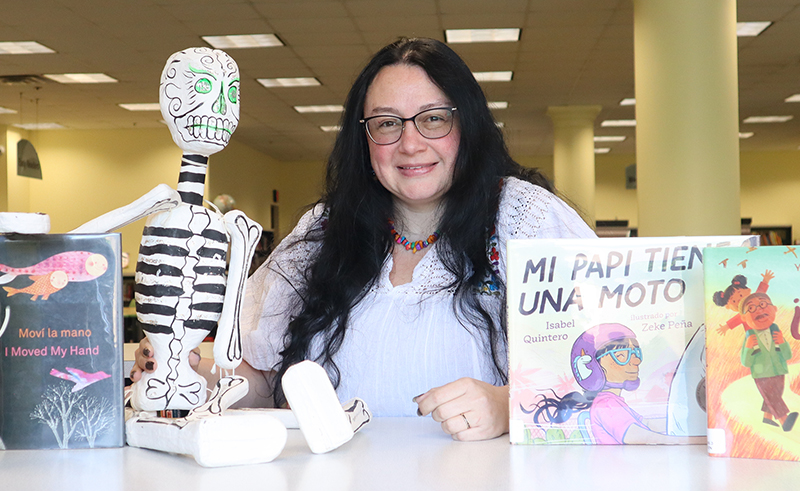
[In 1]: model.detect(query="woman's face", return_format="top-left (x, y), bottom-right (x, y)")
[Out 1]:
top-left (598, 338), bottom-right (641, 384)
top-left (363, 63), bottom-right (460, 212)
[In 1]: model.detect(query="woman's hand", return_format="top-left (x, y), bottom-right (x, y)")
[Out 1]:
top-left (130, 337), bottom-right (200, 382)
top-left (414, 378), bottom-right (508, 441)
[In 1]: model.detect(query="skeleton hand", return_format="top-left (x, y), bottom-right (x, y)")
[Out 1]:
top-left (131, 338), bottom-right (201, 382)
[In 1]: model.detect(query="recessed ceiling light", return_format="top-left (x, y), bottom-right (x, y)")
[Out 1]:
top-left (785, 94), bottom-right (800, 103)
top-left (202, 34), bottom-right (283, 49)
top-left (258, 77), bottom-right (321, 88)
top-left (320, 126), bottom-right (341, 132)
top-left (0, 41), bottom-right (55, 54)
top-left (743, 115), bottom-right (793, 123)
top-left (44, 73), bottom-right (118, 84)
top-left (13, 123), bottom-right (65, 130)
top-left (619, 98), bottom-right (636, 106)
top-left (0, 106), bottom-right (18, 114)
top-left (739, 132), bottom-right (754, 139)
top-left (601, 119), bottom-right (636, 127)
top-left (594, 136), bottom-right (626, 142)
top-left (488, 101), bottom-right (508, 110)
top-left (445, 28), bottom-right (521, 44)
top-left (594, 148), bottom-right (611, 154)
top-left (472, 71), bottom-right (513, 82)
top-left (119, 103), bottom-right (161, 111)
top-left (294, 105), bottom-right (344, 113)
top-left (736, 22), bottom-right (772, 37)
top-left (495, 122), bottom-right (505, 128)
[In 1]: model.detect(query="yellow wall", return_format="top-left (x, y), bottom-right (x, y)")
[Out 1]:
top-left (740, 151), bottom-right (800, 243)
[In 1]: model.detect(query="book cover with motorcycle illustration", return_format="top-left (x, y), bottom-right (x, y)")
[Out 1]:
top-left (508, 235), bottom-right (756, 445)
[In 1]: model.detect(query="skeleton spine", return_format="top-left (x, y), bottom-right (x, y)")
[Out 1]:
top-left (177, 154), bottom-right (208, 206)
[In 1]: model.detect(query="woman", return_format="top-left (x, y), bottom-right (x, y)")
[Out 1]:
top-left (133, 37), bottom-right (595, 441)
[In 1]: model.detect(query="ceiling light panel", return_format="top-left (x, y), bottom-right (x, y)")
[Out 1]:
top-left (594, 136), bottom-right (626, 142)
top-left (0, 41), bottom-right (55, 54)
top-left (44, 73), bottom-right (118, 84)
top-left (0, 107), bottom-right (18, 114)
top-left (294, 105), bottom-right (344, 113)
top-left (472, 71), bottom-right (513, 82)
top-left (13, 123), bottom-right (65, 130)
top-left (601, 119), bottom-right (636, 127)
top-left (202, 34), bottom-right (283, 49)
top-left (320, 126), bottom-right (341, 132)
top-left (736, 22), bottom-right (772, 37)
top-left (739, 132), bottom-right (754, 139)
top-left (743, 115), bottom-right (793, 123)
top-left (619, 98), bottom-right (636, 106)
top-left (119, 103), bottom-right (161, 111)
top-left (258, 77), bottom-right (321, 88)
top-left (785, 94), bottom-right (800, 103)
top-left (488, 101), bottom-right (509, 109)
top-left (594, 148), bottom-right (611, 154)
top-left (445, 28), bottom-right (521, 44)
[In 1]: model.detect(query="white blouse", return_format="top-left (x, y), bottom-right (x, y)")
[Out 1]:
top-left (241, 177), bottom-right (596, 416)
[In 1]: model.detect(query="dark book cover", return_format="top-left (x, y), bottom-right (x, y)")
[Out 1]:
top-left (0, 233), bottom-right (124, 449)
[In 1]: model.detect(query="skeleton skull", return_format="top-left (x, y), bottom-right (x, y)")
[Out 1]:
top-left (160, 47), bottom-right (240, 156)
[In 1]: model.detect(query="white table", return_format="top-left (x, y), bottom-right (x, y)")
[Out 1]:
top-left (1, 417), bottom-right (798, 491)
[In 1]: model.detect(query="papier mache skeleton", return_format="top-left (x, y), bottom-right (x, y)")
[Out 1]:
top-left (74, 47), bottom-right (262, 411)
top-left (76, 48), bottom-right (370, 465)
top-left (132, 47), bottom-right (261, 411)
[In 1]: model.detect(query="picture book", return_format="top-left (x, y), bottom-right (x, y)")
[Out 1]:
top-left (704, 245), bottom-right (800, 461)
top-left (0, 233), bottom-right (124, 450)
top-left (507, 235), bottom-right (757, 445)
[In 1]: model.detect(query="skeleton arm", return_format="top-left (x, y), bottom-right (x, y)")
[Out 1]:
top-left (70, 184), bottom-right (181, 234)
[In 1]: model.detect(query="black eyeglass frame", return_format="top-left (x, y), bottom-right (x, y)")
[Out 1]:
top-left (359, 107), bottom-right (458, 145)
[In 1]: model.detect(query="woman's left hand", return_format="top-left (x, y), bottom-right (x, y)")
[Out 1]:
top-left (414, 378), bottom-right (508, 441)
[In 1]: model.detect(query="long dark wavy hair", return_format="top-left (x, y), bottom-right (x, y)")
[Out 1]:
top-left (270, 37), bottom-right (555, 406)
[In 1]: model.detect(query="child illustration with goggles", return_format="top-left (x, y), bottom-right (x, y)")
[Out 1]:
top-left (526, 323), bottom-right (704, 444)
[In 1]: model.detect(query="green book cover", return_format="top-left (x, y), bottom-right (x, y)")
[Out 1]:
top-left (704, 245), bottom-right (800, 461)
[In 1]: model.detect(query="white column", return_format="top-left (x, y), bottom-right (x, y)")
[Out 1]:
top-left (634, 0), bottom-right (740, 237)
top-left (547, 105), bottom-right (601, 225)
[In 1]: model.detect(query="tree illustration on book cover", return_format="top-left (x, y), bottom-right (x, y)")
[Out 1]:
top-left (704, 245), bottom-right (800, 461)
top-left (507, 236), bottom-right (756, 445)
top-left (0, 234), bottom-right (123, 450)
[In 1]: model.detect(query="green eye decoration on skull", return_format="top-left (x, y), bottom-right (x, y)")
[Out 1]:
top-left (228, 86), bottom-right (238, 104)
top-left (195, 78), bottom-right (212, 94)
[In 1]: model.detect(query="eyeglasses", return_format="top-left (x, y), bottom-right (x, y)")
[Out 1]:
top-left (360, 107), bottom-right (457, 145)
top-left (598, 346), bottom-right (642, 366)
top-left (745, 300), bottom-right (773, 313)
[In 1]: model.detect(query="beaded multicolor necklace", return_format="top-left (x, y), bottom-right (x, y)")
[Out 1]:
top-left (388, 219), bottom-right (440, 253)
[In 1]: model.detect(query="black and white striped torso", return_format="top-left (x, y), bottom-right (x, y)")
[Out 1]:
top-left (133, 155), bottom-right (228, 409)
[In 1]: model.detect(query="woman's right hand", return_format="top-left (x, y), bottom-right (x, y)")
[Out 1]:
top-left (130, 337), bottom-right (202, 382)
top-left (130, 337), bottom-right (156, 382)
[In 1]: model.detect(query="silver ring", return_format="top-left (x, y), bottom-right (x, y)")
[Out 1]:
top-left (461, 413), bottom-right (471, 430)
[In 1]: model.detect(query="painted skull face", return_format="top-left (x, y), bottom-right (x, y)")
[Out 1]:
top-left (160, 47), bottom-right (240, 156)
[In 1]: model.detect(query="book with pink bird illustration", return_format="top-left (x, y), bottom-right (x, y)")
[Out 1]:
top-left (0, 233), bottom-right (123, 449)
top-left (704, 245), bottom-right (800, 461)
top-left (507, 235), bottom-right (757, 445)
